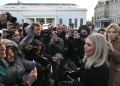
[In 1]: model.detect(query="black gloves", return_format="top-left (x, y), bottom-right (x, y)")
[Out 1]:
top-left (60, 81), bottom-right (73, 86)
top-left (0, 69), bottom-right (25, 86)
top-left (60, 81), bottom-right (83, 86)
top-left (63, 71), bottom-right (76, 79)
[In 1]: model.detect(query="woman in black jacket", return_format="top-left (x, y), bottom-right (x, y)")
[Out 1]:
top-left (61, 34), bottom-right (109, 86)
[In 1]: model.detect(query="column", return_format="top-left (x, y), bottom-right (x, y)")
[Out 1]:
top-left (55, 18), bottom-right (56, 27)
top-left (34, 18), bottom-right (36, 22)
top-left (24, 18), bottom-right (26, 23)
top-left (100, 22), bottom-right (101, 28)
top-left (45, 18), bottom-right (46, 24)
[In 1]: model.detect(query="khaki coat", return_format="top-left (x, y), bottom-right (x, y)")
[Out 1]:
top-left (108, 38), bottom-right (120, 86)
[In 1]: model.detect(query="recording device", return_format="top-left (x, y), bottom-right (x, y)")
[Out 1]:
top-left (43, 29), bottom-right (51, 39)
top-left (33, 60), bottom-right (35, 70)
top-left (23, 34), bottom-right (34, 44)
top-left (6, 12), bottom-right (17, 23)
top-left (0, 69), bottom-right (25, 86)
top-left (0, 30), bottom-right (3, 42)
top-left (18, 29), bottom-right (22, 32)
top-left (69, 23), bottom-right (74, 28)
top-left (53, 38), bottom-right (59, 45)
top-left (23, 45), bottom-right (38, 49)
top-left (7, 30), bottom-right (15, 34)
top-left (35, 55), bottom-right (50, 67)
top-left (60, 59), bottom-right (67, 67)
top-left (80, 32), bottom-right (86, 39)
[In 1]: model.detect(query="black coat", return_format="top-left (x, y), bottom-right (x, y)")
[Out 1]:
top-left (73, 62), bottom-right (109, 86)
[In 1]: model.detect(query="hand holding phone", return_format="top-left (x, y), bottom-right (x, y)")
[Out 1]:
top-left (23, 34), bottom-right (34, 44)
top-left (33, 60), bottom-right (35, 70)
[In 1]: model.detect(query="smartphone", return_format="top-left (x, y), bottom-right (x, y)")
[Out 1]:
top-left (23, 34), bottom-right (34, 44)
top-left (33, 60), bottom-right (35, 70)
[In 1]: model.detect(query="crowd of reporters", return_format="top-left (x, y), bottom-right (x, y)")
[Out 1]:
top-left (0, 12), bottom-right (120, 86)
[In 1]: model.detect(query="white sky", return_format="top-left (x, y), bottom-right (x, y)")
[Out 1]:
top-left (0, 0), bottom-right (99, 21)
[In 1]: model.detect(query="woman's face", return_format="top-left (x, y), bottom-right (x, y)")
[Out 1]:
top-left (73, 30), bottom-right (78, 34)
top-left (6, 48), bottom-right (14, 62)
top-left (107, 28), bottom-right (118, 41)
top-left (11, 31), bottom-right (20, 42)
top-left (84, 38), bottom-right (95, 57)
top-left (35, 46), bottom-right (42, 55)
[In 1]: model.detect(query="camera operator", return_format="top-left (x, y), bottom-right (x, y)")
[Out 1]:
top-left (46, 33), bottom-right (64, 56)
top-left (56, 23), bottom-right (69, 55)
top-left (52, 53), bottom-right (77, 86)
top-left (48, 23), bottom-right (54, 33)
top-left (0, 12), bottom-right (17, 30)
top-left (65, 25), bottom-right (90, 67)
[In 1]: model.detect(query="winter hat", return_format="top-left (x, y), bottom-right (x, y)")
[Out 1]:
top-left (78, 25), bottom-right (90, 35)
top-left (55, 53), bottom-right (64, 60)
top-left (22, 23), bottom-right (29, 30)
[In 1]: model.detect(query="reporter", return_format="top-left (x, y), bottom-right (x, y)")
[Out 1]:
top-left (61, 34), bottom-right (109, 86)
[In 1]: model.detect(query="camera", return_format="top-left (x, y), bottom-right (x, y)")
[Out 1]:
top-left (35, 55), bottom-right (50, 67)
top-left (53, 38), bottom-right (59, 45)
top-left (80, 32), bottom-right (86, 39)
top-left (58, 58), bottom-right (67, 67)
top-left (69, 23), bottom-right (74, 28)
top-left (43, 29), bottom-right (52, 39)
top-left (6, 12), bottom-right (17, 24)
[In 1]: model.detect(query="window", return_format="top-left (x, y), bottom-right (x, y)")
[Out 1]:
top-left (80, 18), bottom-right (83, 26)
top-left (48, 19), bottom-right (52, 23)
top-left (59, 19), bottom-right (62, 24)
top-left (69, 19), bottom-right (72, 25)
top-left (11, 7), bottom-right (15, 8)
top-left (74, 19), bottom-right (77, 28)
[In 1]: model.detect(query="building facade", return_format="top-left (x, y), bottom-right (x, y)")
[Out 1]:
top-left (0, 1), bottom-right (87, 29)
top-left (94, 0), bottom-right (120, 24)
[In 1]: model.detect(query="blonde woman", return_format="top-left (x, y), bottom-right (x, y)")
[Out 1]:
top-left (106, 23), bottom-right (120, 86)
top-left (61, 34), bottom-right (109, 86)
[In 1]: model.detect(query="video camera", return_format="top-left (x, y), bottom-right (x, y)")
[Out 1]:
top-left (6, 12), bottom-right (17, 24)
top-left (69, 23), bottom-right (74, 28)
top-left (43, 29), bottom-right (52, 39)
top-left (53, 38), bottom-right (59, 45)
top-left (35, 55), bottom-right (50, 67)
top-left (80, 32), bottom-right (86, 39)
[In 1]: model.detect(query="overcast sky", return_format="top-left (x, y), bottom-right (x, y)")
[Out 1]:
top-left (0, 0), bottom-right (99, 21)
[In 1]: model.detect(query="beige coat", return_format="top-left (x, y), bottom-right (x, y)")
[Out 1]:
top-left (108, 38), bottom-right (120, 86)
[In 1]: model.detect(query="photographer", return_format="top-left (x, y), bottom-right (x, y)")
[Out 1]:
top-left (46, 33), bottom-right (64, 56)
top-left (0, 12), bottom-right (17, 30)
top-left (52, 53), bottom-right (77, 86)
top-left (65, 25), bottom-right (90, 67)
top-left (0, 13), bottom-right (7, 29)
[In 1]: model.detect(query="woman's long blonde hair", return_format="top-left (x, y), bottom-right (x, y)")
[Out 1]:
top-left (83, 34), bottom-right (108, 69)
top-left (106, 23), bottom-right (120, 41)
